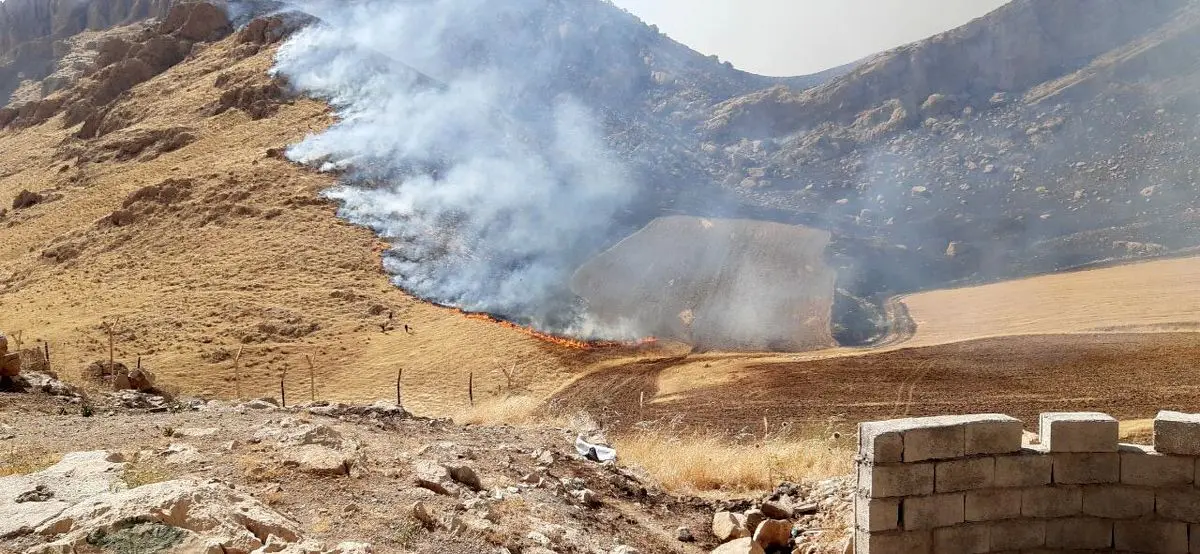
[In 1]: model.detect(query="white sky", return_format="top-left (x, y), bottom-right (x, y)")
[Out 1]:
top-left (612, 0), bottom-right (1011, 76)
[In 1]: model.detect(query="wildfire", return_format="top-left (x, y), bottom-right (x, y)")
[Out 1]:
top-left (456, 310), bottom-right (656, 350)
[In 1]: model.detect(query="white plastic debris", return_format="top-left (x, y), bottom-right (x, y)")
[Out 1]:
top-left (575, 435), bottom-right (616, 462)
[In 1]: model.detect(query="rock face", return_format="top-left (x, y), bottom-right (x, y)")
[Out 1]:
top-left (0, 333), bottom-right (19, 378)
top-left (572, 216), bottom-right (837, 351)
top-left (0, 449), bottom-right (367, 553)
top-left (0, 0), bottom-right (175, 104)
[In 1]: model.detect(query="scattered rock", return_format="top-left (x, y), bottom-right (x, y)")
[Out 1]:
top-left (15, 485), bottom-right (53, 503)
top-left (712, 511), bottom-right (749, 541)
top-left (570, 488), bottom-right (600, 508)
top-left (752, 519), bottom-right (792, 550)
top-left (676, 526), bottom-right (694, 542)
top-left (411, 501), bottom-right (436, 528)
top-left (792, 502), bottom-right (819, 516)
top-left (760, 499), bottom-right (791, 520)
top-left (445, 464), bottom-right (482, 491)
top-left (743, 509), bottom-right (765, 535)
top-left (712, 537), bottom-right (765, 554)
top-left (279, 444), bottom-right (350, 476)
top-left (11, 189), bottom-right (43, 210)
top-left (412, 460), bottom-right (456, 496)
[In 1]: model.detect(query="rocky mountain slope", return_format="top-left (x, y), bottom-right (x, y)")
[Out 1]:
top-left (0, 376), bottom-right (853, 554)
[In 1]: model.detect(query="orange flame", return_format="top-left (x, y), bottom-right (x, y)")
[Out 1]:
top-left (455, 309), bottom-right (656, 350)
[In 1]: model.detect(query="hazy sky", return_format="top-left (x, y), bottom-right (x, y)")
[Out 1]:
top-left (612, 0), bottom-right (1011, 76)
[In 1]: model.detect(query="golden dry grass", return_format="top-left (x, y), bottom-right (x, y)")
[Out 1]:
top-left (901, 256), bottom-right (1200, 348)
top-left (1120, 418), bottom-right (1155, 444)
top-left (121, 461), bottom-right (173, 488)
top-left (614, 429), bottom-right (853, 495)
top-left (453, 396), bottom-right (544, 426)
top-left (0, 447), bottom-right (61, 477)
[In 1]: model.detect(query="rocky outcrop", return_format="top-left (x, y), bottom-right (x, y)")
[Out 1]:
top-left (1, 449), bottom-right (373, 553)
top-left (706, 0), bottom-right (1191, 139)
top-left (0, 333), bottom-right (18, 378)
top-left (0, 0), bottom-right (173, 56)
top-left (0, 1), bottom-right (233, 131)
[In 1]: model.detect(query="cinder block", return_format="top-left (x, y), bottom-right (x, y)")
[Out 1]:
top-left (1119, 443), bottom-right (1194, 486)
top-left (1114, 520), bottom-right (1188, 554)
top-left (859, 422), bottom-right (904, 463)
top-left (964, 488), bottom-right (1020, 521)
top-left (935, 457), bottom-right (994, 492)
top-left (855, 529), bottom-right (931, 554)
top-left (855, 496), bottom-right (900, 532)
top-left (1044, 517), bottom-right (1113, 550)
top-left (994, 450), bottom-right (1052, 487)
top-left (990, 519), bottom-right (1044, 550)
top-left (1156, 411), bottom-right (1200, 455)
top-left (902, 418), bottom-right (966, 462)
top-left (1082, 485), bottom-right (1154, 518)
top-left (1022, 485), bottom-right (1082, 517)
top-left (1156, 487), bottom-right (1200, 523)
top-left (933, 523), bottom-right (988, 554)
top-left (963, 414), bottom-right (1023, 455)
top-left (1039, 412), bottom-right (1118, 452)
top-left (858, 462), bottom-right (934, 498)
top-left (1052, 452), bottom-right (1119, 484)
top-left (903, 493), bottom-right (964, 530)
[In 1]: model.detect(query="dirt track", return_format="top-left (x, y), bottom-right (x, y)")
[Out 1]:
top-left (552, 333), bottom-right (1200, 432)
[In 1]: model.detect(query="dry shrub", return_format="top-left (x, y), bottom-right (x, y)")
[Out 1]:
top-left (0, 446), bottom-right (61, 477)
top-left (123, 461), bottom-right (173, 488)
top-left (614, 427), bottom-right (853, 496)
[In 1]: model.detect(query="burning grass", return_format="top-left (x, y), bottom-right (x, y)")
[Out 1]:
top-left (456, 309), bottom-right (656, 350)
top-left (614, 427), bottom-right (854, 496)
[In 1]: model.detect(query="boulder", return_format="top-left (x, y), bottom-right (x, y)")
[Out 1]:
top-left (712, 537), bottom-right (765, 554)
top-left (760, 500), bottom-right (791, 520)
top-left (712, 511), bottom-right (749, 541)
top-left (0, 352), bottom-right (19, 377)
top-left (12, 189), bottom-right (43, 209)
top-left (411, 501), bottom-right (436, 528)
top-left (445, 464), bottom-right (482, 491)
top-left (412, 460), bottom-right (456, 496)
top-left (742, 509), bottom-right (765, 535)
top-left (33, 480), bottom-right (301, 553)
top-left (752, 519), bottom-right (792, 550)
top-left (279, 445), bottom-right (350, 476)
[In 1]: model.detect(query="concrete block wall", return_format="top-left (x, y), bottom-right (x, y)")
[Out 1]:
top-left (855, 410), bottom-right (1200, 553)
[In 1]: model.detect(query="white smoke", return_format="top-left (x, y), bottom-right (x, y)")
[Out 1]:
top-left (270, 0), bottom-right (638, 331)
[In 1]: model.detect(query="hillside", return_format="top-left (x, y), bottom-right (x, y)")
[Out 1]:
top-left (2, 0), bottom-right (1200, 423)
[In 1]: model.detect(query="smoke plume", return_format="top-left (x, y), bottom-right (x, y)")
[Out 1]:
top-left (271, 0), bottom-right (638, 331)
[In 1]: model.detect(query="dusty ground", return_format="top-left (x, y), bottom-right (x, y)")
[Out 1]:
top-left (0, 389), bottom-right (735, 554)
